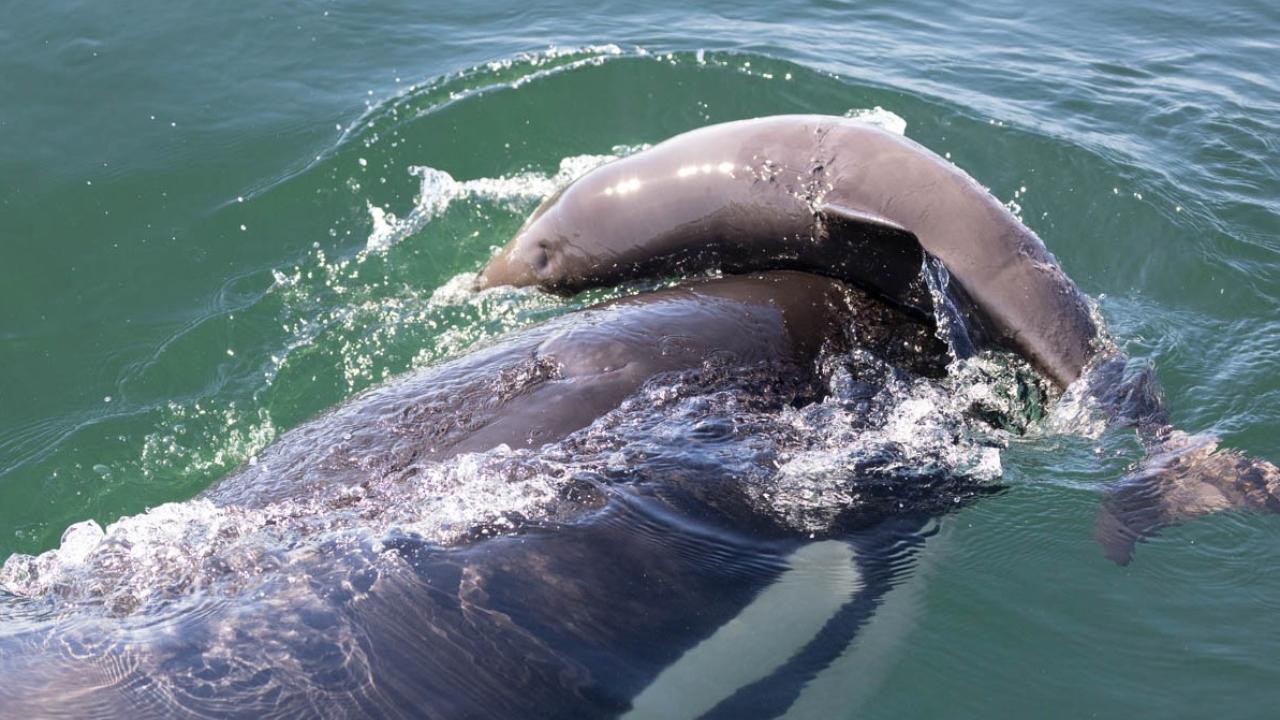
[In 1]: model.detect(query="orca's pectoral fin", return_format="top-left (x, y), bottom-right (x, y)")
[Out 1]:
top-left (1094, 431), bottom-right (1280, 565)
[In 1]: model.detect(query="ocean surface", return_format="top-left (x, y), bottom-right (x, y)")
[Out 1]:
top-left (1, 1), bottom-right (1278, 717)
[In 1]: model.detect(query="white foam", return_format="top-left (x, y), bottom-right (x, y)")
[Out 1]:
top-left (1, 314), bottom-right (1043, 617)
top-left (55, 520), bottom-right (105, 566)
top-left (0, 444), bottom-right (579, 613)
top-left (844, 106), bottom-right (908, 136)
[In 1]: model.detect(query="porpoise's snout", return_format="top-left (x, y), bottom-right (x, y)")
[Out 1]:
top-left (476, 233), bottom-right (546, 290)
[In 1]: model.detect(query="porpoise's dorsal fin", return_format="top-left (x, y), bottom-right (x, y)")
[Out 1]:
top-left (816, 202), bottom-right (910, 236)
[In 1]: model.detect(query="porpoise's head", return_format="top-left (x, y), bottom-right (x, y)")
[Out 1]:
top-left (476, 185), bottom-right (586, 294)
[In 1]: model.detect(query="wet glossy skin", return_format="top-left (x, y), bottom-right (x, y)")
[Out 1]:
top-left (478, 115), bottom-right (1097, 388)
top-left (477, 115), bottom-right (1280, 563)
top-left (0, 273), bottom-right (949, 717)
top-left (0, 500), bottom-right (936, 719)
top-left (206, 271), bottom-right (943, 508)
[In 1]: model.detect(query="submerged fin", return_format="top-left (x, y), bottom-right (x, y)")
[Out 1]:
top-left (1095, 431), bottom-right (1280, 565)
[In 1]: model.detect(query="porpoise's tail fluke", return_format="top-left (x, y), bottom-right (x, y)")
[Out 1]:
top-left (1072, 355), bottom-right (1280, 564)
top-left (1094, 430), bottom-right (1280, 565)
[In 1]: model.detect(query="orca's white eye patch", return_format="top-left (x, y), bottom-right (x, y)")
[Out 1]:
top-left (624, 541), bottom-right (861, 720)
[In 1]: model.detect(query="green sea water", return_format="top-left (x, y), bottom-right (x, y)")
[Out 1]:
top-left (2, 1), bottom-right (1278, 716)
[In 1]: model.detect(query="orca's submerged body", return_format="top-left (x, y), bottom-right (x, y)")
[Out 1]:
top-left (0, 272), bottom-right (967, 718)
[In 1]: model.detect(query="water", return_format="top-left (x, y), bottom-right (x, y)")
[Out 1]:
top-left (2, 1), bottom-right (1278, 717)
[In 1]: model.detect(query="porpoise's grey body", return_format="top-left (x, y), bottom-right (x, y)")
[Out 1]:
top-left (478, 114), bottom-right (1279, 562)
top-left (480, 115), bottom-right (1097, 388)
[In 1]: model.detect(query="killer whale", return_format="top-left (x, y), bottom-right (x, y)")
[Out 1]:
top-left (204, 270), bottom-right (946, 508)
top-left (0, 271), bottom-right (962, 718)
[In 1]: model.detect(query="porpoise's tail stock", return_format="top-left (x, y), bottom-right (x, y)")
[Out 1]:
top-left (1078, 355), bottom-right (1280, 565)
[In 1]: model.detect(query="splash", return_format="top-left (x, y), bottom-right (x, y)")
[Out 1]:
top-left (844, 106), bottom-right (908, 136)
top-left (0, 446), bottom-right (582, 616)
top-left (0, 43), bottom-right (1050, 630)
top-left (751, 352), bottom-right (1038, 532)
top-left (364, 152), bottom-right (629, 253)
top-left (1, 337), bottom-right (1044, 618)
